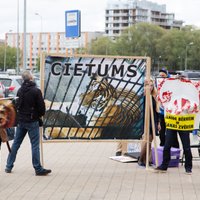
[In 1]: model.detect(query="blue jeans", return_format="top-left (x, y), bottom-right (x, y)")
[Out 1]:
top-left (161, 129), bottom-right (192, 171)
top-left (6, 121), bottom-right (43, 172)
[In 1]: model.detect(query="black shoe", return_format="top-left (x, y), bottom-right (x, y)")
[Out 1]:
top-left (5, 168), bottom-right (12, 173)
top-left (138, 161), bottom-right (145, 167)
top-left (35, 169), bottom-right (52, 176)
top-left (115, 151), bottom-right (122, 156)
top-left (149, 162), bottom-right (153, 166)
top-left (185, 169), bottom-right (192, 175)
top-left (154, 166), bottom-right (167, 173)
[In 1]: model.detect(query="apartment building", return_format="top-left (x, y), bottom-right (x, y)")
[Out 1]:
top-left (105, 0), bottom-right (183, 38)
top-left (5, 31), bottom-right (103, 69)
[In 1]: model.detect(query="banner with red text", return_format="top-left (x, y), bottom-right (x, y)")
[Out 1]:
top-left (157, 78), bottom-right (200, 130)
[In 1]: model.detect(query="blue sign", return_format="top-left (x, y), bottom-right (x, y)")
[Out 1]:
top-left (65, 10), bottom-right (81, 38)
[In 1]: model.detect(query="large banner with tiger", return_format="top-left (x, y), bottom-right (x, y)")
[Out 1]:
top-left (42, 55), bottom-right (148, 140)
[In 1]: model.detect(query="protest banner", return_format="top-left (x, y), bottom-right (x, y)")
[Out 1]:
top-left (41, 54), bottom-right (149, 140)
top-left (157, 78), bottom-right (200, 131)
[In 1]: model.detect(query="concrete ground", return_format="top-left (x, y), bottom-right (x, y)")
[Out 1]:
top-left (1, 138), bottom-right (200, 200)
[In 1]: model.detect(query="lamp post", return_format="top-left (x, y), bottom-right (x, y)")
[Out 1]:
top-left (35, 12), bottom-right (43, 71)
top-left (184, 42), bottom-right (193, 71)
top-left (4, 30), bottom-right (13, 72)
top-left (23, 0), bottom-right (27, 70)
top-left (16, 0), bottom-right (19, 74)
top-left (157, 55), bottom-right (161, 72)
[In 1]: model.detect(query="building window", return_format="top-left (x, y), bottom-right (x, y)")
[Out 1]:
top-left (114, 10), bottom-right (120, 14)
top-left (113, 30), bottom-right (119, 34)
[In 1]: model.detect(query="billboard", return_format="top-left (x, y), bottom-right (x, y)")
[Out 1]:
top-left (42, 55), bottom-right (147, 140)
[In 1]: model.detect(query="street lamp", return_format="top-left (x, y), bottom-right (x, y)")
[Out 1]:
top-left (16, 0), bottom-right (20, 74)
top-left (184, 42), bottom-right (194, 71)
top-left (23, 0), bottom-right (27, 70)
top-left (157, 55), bottom-right (162, 72)
top-left (35, 12), bottom-right (43, 71)
top-left (4, 30), bottom-right (13, 72)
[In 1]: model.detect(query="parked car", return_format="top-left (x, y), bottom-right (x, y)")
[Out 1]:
top-left (0, 81), bottom-right (5, 97)
top-left (0, 74), bottom-right (40, 97)
top-left (175, 70), bottom-right (200, 79)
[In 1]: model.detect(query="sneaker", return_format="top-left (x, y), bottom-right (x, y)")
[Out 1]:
top-left (185, 169), bottom-right (192, 175)
top-left (115, 151), bottom-right (122, 156)
top-left (35, 169), bottom-right (52, 176)
top-left (5, 168), bottom-right (12, 173)
top-left (154, 166), bottom-right (167, 173)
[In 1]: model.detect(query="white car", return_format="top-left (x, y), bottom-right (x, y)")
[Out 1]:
top-left (0, 82), bottom-right (5, 97)
top-left (0, 75), bottom-right (40, 97)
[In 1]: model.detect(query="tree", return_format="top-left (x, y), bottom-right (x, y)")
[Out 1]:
top-left (88, 23), bottom-right (200, 71)
top-left (88, 37), bottom-right (116, 55)
top-left (0, 45), bottom-right (5, 69)
top-left (114, 23), bottom-right (166, 71)
top-left (0, 44), bottom-right (18, 71)
top-left (156, 29), bottom-right (187, 70)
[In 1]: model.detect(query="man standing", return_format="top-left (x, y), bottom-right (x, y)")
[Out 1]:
top-left (5, 70), bottom-right (51, 176)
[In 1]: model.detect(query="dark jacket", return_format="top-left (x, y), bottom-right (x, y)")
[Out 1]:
top-left (16, 80), bottom-right (45, 123)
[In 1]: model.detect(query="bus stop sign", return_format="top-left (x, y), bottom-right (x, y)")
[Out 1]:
top-left (65, 10), bottom-right (81, 38)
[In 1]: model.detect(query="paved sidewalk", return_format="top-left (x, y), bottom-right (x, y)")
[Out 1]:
top-left (1, 138), bottom-right (200, 200)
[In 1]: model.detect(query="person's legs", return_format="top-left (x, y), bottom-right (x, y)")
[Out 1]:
top-left (27, 121), bottom-right (43, 172)
top-left (116, 141), bottom-right (127, 156)
top-left (157, 129), bottom-right (177, 170)
top-left (159, 115), bottom-right (166, 146)
top-left (138, 134), bottom-right (147, 164)
top-left (178, 131), bottom-right (192, 172)
top-left (138, 134), bottom-right (153, 165)
top-left (172, 133), bottom-right (180, 148)
top-left (6, 123), bottom-right (27, 171)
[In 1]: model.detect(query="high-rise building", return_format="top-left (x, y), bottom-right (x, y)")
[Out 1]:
top-left (5, 31), bottom-right (103, 69)
top-left (105, 0), bottom-right (183, 38)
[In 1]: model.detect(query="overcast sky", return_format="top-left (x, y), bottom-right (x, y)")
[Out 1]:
top-left (0, 0), bottom-right (200, 39)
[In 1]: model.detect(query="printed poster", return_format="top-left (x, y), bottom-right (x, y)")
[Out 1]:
top-left (157, 78), bottom-right (200, 131)
top-left (42, 55), bottom-right (147, 140)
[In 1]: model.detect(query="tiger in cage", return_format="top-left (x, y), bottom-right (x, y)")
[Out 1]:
top-left (44, 74), bottom-right (142, 139)
top-left (79, 74), bottom-right (142, 138)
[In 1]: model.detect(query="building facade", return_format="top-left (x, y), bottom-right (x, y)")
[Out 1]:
top-left (5, 31), bottom-right (103, 69)
top-left (105, 0), bottom-right (183, 38)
